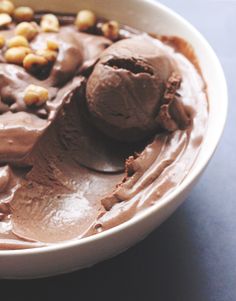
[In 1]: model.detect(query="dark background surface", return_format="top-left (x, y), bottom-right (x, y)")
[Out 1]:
top-left (1, 1), bottom-right (235, 300)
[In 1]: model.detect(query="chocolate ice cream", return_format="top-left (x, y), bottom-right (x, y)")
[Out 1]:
top-left (86, 36), bottom-right (190, 142)
top-left (0, 4), bottom-right (208, 249)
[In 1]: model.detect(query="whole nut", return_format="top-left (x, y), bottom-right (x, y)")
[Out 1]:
top-left (23, 53), bottom-right (48, 73)
top-left (47, 40), bottom-right (59, 51)
top-left (15, 21), bottom-right (38, 41)
top-left (13, 6), bottom-right (34, 22)
top-left (23, 84), bottom-right (49, 106)
top-left (0, 34), bottom-right (5, 48)
top-left (0, 13), bottom-right (12, 27)
top-left (75, 10), bottom-right (96, 31)
top-left (7, 35), bottom-right (29, 48)
top-left (36, 49), bottom-right (57, 62)
top-left (4, 46), bottom-right (31, 64)
top-left (101, 21), bottom-right (119, 40)
top-left (40, 14), bottom-right (59, 32)
top-left (0, 1), bottom-right (14, 15)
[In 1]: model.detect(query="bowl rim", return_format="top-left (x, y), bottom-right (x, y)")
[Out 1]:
top-left (0, 0), bottom-right (228, 256)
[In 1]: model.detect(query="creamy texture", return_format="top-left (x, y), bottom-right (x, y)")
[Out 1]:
top-left (0, 15), bottom-right (208, 249)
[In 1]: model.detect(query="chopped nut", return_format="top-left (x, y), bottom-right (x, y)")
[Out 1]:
top-left (0, 34), bottom-right (5, 48)
top-left (36, 49), bottom-right (57, 62)
top-left (7, 35), bottom-right (29, 48)
top-left (13, 6), bottom-right (34, 22)
top-left (40, 14), bottom-right (59, 32)
top-left (75, 10), bottom-right (96, 31)
top-left (15, 21), bottom-right (38, 41)
top-left (0, 13), bottom-right (12, 27)
top-left (23, 84), bottom-right (49, 106)
top-left (4, 46), bottom-right (31, 64)
top-left (47, 40), bottom-right (59, 51)
top-left (23, 53), bottom-right (48, 73)
top-left (0, 1), bottom-right (14, 15)
top-left (101, 21), bottom-right (119, 40)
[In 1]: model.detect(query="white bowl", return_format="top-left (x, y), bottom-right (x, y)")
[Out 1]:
top-left (0, 0), bottom-right (227, 279)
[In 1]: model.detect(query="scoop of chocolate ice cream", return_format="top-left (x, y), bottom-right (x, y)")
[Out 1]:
top-left (86, 35), bottom-right (181, 142)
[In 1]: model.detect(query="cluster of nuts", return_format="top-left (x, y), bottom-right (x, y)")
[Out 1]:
top-left (0, 4), bottom-right (59, 107)
top-left (0, 2), bottom-right (60, 107)
top-left (5, 33), bottom-right (58, 106)
top-left (4, 34), bottom-right (59, 71)
top-left (75, 9), bottom-right (120, 40)
top-left (0, 0), bottom-right (34, 27)
top-left (0, 2), bottom-right (121, 107)
top-left (1, 7), bottom-right (60, 71)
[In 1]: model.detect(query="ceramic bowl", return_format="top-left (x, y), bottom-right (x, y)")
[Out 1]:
top-left (0, 0), bottom-right (227, 279)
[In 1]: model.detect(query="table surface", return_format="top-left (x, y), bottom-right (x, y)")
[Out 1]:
top-left (1, 1), bottom-right (235, 300)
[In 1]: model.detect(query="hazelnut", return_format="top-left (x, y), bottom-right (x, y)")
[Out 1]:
top-left (101, 21), bottom-right (119, 40)
top-left (36, 49), bottom-right (57, 62)
top-left (47, 40), bottom-right (59, 51)
top-left (23, 84), bottom-right (49, 106)
top-left (23, 53), bottom-right (48, 73)
top-left (13, 6), bottom-right (34, 22)
top-left (40, 14), bottom-right (59, 32)
top-left (0, 34), bottom-right (5, 48)
top-left (0, 13), bottom-right (12, 27)
top-left (75, 10), bottom-right (96, 31)
top-left (0, 1), bottom-right (14, 15)
top-left (4, 46), bottom-right (31, 64)
top-left (15, 21), bottom-right (39, 41)
top-left (7, 35), bottom-right (29, 48)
